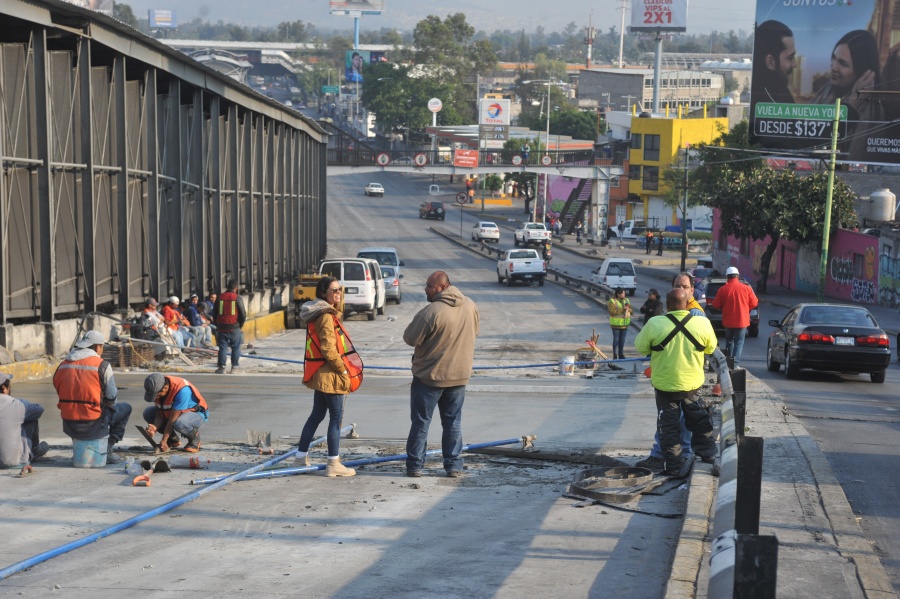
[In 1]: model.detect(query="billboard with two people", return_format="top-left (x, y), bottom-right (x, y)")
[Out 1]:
top-left (751, 0), bottom-right (900, 164)
top-left (344, 50), bottom-right (387, 83)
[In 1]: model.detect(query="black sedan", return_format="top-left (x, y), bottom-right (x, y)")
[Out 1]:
top-left (766, 303), bottom-right (891, 383)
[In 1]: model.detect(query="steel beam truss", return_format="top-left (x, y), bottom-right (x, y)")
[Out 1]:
top-left (0, 1), bottom-right (327, 323)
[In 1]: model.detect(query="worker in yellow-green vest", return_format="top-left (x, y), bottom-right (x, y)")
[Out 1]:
top-left (607, 287), bottom-right (633, 360)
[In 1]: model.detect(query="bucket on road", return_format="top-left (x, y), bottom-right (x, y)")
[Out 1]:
top-left (559, 355), bottom-right (575, 376)
top-left (72, 437), bottom-right (108, 468)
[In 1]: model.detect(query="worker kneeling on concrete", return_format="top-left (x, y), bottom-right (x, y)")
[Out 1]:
top-left (142, 373), bottom-right (208, 453)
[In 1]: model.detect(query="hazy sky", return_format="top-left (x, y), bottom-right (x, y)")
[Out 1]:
top-left (123, 0), bottom-right (757, 38)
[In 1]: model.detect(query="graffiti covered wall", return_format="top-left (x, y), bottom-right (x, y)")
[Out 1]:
top-left (879, 233), bottom-right (900, 308)
top-left (824, 230), bottom-right (879, 304)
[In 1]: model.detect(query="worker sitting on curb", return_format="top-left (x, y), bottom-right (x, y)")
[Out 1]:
top-left (54, 330), bottom-right (132, 465)
top-left (142, 373), bottom-right (208, 453)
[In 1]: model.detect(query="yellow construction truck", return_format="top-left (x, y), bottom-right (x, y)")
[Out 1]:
top-left (285, 273), bottom-right (344, 329)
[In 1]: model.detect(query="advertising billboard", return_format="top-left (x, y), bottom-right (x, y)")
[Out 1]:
top-left (750, 0), bottom-right (900, 164)
top-left (478, 99), bottom-right (511, 126)
top-left (343, 50), bottom-right (387, 83)
top-left (630, 0), bottom-right (688, 33)
top-left (330, 0), bottom-right (385, 16)
top-left (148, 9), bottom-right (177, 29)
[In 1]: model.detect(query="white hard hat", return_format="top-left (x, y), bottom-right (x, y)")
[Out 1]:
top-left (168, 295), bottom-right (180, 304)
top-left (725, 266), bottom-right (739, 276)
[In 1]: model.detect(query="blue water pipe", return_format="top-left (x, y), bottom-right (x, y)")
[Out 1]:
top-left (0, 424), bottom-right (354, 581)
top-left (126, 337), bottom-right (646, 371)
top-left (191, 435), bottom-right (537, 485)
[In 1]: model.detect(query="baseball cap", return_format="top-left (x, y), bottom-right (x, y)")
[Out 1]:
top-left (189, 293), bottom-right (199, 299)
top-left (0, 373), bottom-right (12, 386)
top-left (648, 288), bottom-right (659, 296)
top-left (168, 295), bottom-right (180, 304)
top-left (74, 330), bottom-right (105, 349)
top-left (725, 266), bottom-right (740, 276)
top-left (144, 373), bottom-right (167, 402)
top-left (145, 298), bottom-right (158, 307)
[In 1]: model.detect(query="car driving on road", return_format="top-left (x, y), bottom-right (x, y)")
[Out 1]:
top-left (419, 201), bottom-right (445, 220)
top-left (766, 303), bottom-right (891, 383)
top-left (471, 221), bottom-right (500, 242)
top-left (364, 182), bottom-right (385, 196)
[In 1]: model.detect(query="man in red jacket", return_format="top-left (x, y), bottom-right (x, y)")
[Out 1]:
top-left (711, 266), bottom-right (759, 366)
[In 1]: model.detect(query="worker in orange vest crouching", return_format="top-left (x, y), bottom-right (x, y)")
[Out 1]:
top-left (141, 373), bottom-right (209, 453)
top-left (53, 330), bottom-right (132, 465)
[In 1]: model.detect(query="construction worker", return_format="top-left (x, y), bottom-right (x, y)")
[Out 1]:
top-left (214, 279), bottom-right (247, 374)
top-left (0, 373), bottom-right (49, 468)
top-left (53, 330), bottom-right (132, 465)
top-left (142, 373), bottom-right (208, 453)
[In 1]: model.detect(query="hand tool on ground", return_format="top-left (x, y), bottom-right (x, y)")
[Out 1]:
top-left (14, 464), bottom-right (35, 478)
top-left (132, 459), bottom-right (171, 486)
top-left (135, 425), bottom-right (162, 452)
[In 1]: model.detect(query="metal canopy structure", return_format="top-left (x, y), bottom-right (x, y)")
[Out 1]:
top-left (0, 0), bottom-right (328, 323)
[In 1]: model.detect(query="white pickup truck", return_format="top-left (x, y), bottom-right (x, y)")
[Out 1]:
top-left (514, 222), bottom-right (551, 247)
top-left (608, 219), bottom-right (647, 240)
top-left (497, 249), bottom-right (546, 287)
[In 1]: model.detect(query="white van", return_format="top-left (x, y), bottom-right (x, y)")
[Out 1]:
top-left (590, 258), bottom-right (637, 296)
top-left (319, 257), bottom-right (386, 320)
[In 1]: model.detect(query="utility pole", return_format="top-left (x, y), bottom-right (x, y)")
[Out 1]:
top-left (680, 145), bottom-right (689, 272)
top-left (817, 98), bottom-right (841, 303)
top-left (617, 0), bottom-right (628, 68)
top-left (584, 16), bottom-right (595, 69)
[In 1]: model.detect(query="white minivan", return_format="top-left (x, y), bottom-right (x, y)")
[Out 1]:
top-left (590, 258), bottom-right (637, 296)
top-left (319, 257), bottom-right (386, 320)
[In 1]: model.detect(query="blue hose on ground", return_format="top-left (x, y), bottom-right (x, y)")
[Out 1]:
top-left (191, 435), bottom-right (535, 485)
top-left (126, 337), bottom-right (647, 371)
top-left (0, 424), bottom-right (354, 582)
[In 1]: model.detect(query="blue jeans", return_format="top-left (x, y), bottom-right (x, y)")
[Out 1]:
top-left (406, 377), bottom-right (465, 473)
top-left (611, 328), bottom-right (627, 359)
top-left (650, 413), bottom-right (693, 459)
top-left (22, 401), bottom-right (44, 455)
top-left (142, 406), bottom-right (205, 438)
top-left (297, 391), bottom-right (346, 457)
top-left (217, 329), bottom-right (243, 368)
top-left (724, 327), bottom-right (747, 365)
top-left (108, 403), bottom-right (132, 445)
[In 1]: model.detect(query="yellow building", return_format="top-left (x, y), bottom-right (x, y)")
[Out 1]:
top-left (626, 109), bottom-right (728, 229)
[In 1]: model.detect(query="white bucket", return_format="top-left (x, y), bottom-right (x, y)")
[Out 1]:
top-left (559, 355), bottom-right (575, 376)
top-left (72, 437), bottom-right (108, 468)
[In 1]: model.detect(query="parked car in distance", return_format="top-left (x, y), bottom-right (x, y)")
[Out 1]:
top-left (419, 201), bottom-right (445, 220)
top-left (472, 221), bottom-right (500, 242)
top-left (381, 266), bottom-right (402, 303)
top-left (700, 277), bottom-right (760, 337)
top-left (607, 219), bottom-right (647, 240)
top-left (318, 257), bottom-right (385, 320)
top-left (357, 247), bottom-right (404, 278)
top-left (766, 304), bottom-right (891, 383)
top-left (364, 182), bottom-right (385, 196)
top-left (590, 258), bottom-right (637, 296)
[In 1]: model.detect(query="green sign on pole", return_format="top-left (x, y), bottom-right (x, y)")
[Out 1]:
top-left (321, 85), bottom-right (340, 95)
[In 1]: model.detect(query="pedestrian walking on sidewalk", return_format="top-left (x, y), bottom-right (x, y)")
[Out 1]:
top-left (634, 288), bottom-right (718, 476)
top-left (142, 374), bottom-right (208, 453)
top-left (656, 235), bottom-right (664, 256)
top-left (607, 288), bottom-right (632, 360)
top-left (295, 276), bottom-right (363, 477)
top-left (575, 220), bottom-right (583, 244)
top-left (645, 231), bottom-right (654, 254)
top-left (214, 280), bottom-right (246, 374)
top-left (710, 266), bottom-right (759, 367)
top-left (403, 271), bottom-right (480, 478)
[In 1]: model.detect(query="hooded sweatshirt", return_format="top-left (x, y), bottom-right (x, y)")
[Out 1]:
top-left (56, 347), bottom-right (119, 440)
top-left (300, 299), bottom-right (351, 394)
top-left (403, 285), bottom-right (479, 387)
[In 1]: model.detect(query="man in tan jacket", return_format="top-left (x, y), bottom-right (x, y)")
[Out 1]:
top-left (403, 271), bottom-right (479, 478)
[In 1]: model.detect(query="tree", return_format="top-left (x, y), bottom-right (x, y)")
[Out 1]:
top-left (113, 3), bottom-right (140, 30)
top-left (689, 121), bottom-right (858, 292)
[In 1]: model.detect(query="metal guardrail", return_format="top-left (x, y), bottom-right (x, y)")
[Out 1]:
top-left (708, 368), bottom-right (779, 598)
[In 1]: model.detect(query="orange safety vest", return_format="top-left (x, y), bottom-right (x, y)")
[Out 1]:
top-left (155, 376), bottom-right (209, 420)
top-left (217, 291), bottom-right (239, 326)
top-left (53, 355), bottom-right (104, 421)
top-left (303, 316), bottom-right (364, 392)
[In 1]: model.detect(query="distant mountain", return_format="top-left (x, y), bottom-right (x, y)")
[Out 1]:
top-left (121, 0), bottom-right (751, 36)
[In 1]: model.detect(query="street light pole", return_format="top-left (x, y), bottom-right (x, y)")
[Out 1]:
top-left (544, 82), bottom-right (552, 224)
top-left (817, 98), bottom-right (841, 303)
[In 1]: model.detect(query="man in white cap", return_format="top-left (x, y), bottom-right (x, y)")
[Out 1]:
top-left (711, 266), bottom-right (759, 366)
top-left (0, 373), bottom-right (49, 467)
top-left (53, 330), bottom-right (132, 464)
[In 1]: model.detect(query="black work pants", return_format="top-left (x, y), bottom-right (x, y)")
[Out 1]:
top-left (654, 387), bottom-right (715, 464)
